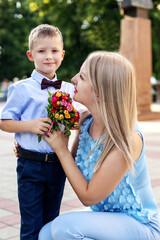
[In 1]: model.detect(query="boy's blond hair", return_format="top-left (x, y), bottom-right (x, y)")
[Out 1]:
top-left (84, 51), bottom-right (137, 172)
top-left (29, 24), bottom-right (63, 51)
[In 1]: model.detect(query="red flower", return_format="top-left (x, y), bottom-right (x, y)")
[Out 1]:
top-left (52, 102), bottom-right (59, 109)
top-left (52, 96), bottom-right (59, 102)
top-left (38, 91), bottom-right (80, 142)
top-left (75, 112), bottom-right (80, 118)
top-left (62, 95), bottom-right (68, 100)
top-left (70, 118), bottom-right (74, 124)
top-left (74, 117), bottom-right (79, 122)
top-left (51, 108), bottom-right (56, 114)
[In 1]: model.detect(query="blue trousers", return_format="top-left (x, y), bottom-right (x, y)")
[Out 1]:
top-left (38, 211), bottom-right (160, 240)
top-left (17, 157), bottom-right (66, 240)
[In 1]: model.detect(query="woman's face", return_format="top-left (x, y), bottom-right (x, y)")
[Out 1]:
top-left (71, 63), bottom-right (96, 108)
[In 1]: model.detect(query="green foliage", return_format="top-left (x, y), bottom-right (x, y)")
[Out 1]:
top-left (0, 0), bottom-right (38, 81)
top-left (0, 0), bottom-right (121, 82)
top-left (149, 1), bottom-right (160, 80)
top-left (36, 0), bottom-right (122, 80)
top-left (0, 0), bottom-right (160, 82)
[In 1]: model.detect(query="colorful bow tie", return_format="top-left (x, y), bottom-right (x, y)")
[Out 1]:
top-left (41, 78), bottom-right (62, 90)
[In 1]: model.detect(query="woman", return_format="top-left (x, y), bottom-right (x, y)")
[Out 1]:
top-left (38, 51), bottom-right (160, 239)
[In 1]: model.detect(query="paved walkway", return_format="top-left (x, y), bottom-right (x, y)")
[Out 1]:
top-left (0, 101), bottom-right (160, 240)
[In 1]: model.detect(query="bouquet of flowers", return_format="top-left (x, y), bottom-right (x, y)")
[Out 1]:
top-left (38, 91), bottom-right (80, 142)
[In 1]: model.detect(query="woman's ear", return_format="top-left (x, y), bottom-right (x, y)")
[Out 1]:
top-left (96, 95), bottom-right (100, 103)
top-left (26, 51), bottom-right (34, 62)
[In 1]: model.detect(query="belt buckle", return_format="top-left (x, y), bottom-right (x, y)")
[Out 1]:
top-left (45, 153), bottom-right (49, 162)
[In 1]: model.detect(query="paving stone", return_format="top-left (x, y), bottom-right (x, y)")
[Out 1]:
top-left (0, 102), bottom-right (160, 239)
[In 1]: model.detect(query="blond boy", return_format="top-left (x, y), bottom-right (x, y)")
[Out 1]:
top-left (1, 24), bottom-right (80, 240)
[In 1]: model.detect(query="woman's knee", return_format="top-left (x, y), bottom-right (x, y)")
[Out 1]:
top-left (38, 221), bottom-right (53, 240)
top-left (38, 214), bottom-right (71, 240)
top-left (51, 215), bottom-right (67, 239)
top-left (51, 213), bottom-right (79, 239)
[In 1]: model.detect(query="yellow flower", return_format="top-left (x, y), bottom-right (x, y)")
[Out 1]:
top-left (65, 113), bottom-right (71, 119)
top-left (55, 113), bottom-right (59, 119)
top-left (43, 0), bottom-right (50, 4)
top-left (29, 2), bottom-right (38, 12)
top-left (56, 92), bottom-right (61, 97)
top-left (39, 11), bottom-right (45, 17)
top-left (60, 114), bottom-right (64, 120)
top-left (57, 101), bottom-right (60, 105)
top-left (64, 110), bottom-right (68, 115)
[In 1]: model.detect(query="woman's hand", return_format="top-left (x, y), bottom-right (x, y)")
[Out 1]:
top-left (42, 128), bottom-right (69, 156)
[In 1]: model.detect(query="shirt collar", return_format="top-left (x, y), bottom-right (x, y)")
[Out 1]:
top-left (31, 70), bottom-right (57, 85)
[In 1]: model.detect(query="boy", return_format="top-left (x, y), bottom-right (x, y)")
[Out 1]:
top-left (0, 24), bottom-right (81, 240)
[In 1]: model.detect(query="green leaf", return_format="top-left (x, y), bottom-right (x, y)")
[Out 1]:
top-left (48, 91), bottom-right (52, 97)
top-left (38, 134), bottom-right (42, 142)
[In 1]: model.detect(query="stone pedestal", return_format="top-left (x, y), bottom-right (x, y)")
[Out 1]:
top-left (120, 16), bottom-right (160, 120)
top-left (155, 83), bottom-right (160, 103)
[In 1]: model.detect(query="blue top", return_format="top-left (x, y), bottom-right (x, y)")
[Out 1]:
top-left (75, 117), bottom-right (160, 227)
top-left (1, 70), bottom-right (82, 153)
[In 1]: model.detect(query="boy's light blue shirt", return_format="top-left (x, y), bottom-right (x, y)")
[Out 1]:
top-left (1, 70), bottom-right (82, 153)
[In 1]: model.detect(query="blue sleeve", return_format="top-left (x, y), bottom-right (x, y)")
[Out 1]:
top-left (135, 122), bottom-right (141, 132)
top-left (1, 83), bottom-right (23, 120)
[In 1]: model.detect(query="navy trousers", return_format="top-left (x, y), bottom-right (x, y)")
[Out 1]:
top-left (17, 156), bottom-right (66, 240)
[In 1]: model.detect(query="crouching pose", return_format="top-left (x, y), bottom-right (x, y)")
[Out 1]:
top-left (39, 51), bottom-right (160, 240)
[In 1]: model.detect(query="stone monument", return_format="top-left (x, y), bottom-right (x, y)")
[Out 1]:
top-left (120, 0), bottom-right (160, 120)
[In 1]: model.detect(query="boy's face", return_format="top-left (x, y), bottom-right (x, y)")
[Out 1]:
top-left (27, 36), bottom-right (65, 79)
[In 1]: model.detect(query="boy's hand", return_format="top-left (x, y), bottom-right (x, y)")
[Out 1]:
top-left (29, 118), bottom-right (52, 135)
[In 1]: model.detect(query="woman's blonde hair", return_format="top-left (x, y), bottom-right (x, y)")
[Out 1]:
top-left (84, 51), bottom-right (137, 172)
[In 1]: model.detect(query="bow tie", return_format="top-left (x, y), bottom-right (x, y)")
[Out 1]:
top-left (41, 78), bottom-right (62, 90)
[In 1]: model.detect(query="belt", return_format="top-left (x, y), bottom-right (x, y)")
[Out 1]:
top-left (17, 145), bottom-right (59, 163)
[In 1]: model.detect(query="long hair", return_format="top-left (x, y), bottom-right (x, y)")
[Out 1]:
top-left (84, 51), bottom-right (137, 172)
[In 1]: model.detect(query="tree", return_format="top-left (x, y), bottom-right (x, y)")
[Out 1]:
top-left (24, 0), bottom-right (122, 80)
top-left (0, 0), bottom-right (38, 81)
top-left (149, 0), bottom-right (160, 80)
top-left (0, 0), bottom-right (160, 82)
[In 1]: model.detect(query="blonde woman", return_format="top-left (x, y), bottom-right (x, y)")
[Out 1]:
top-left (38, 51), bottom-right (160, 239)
